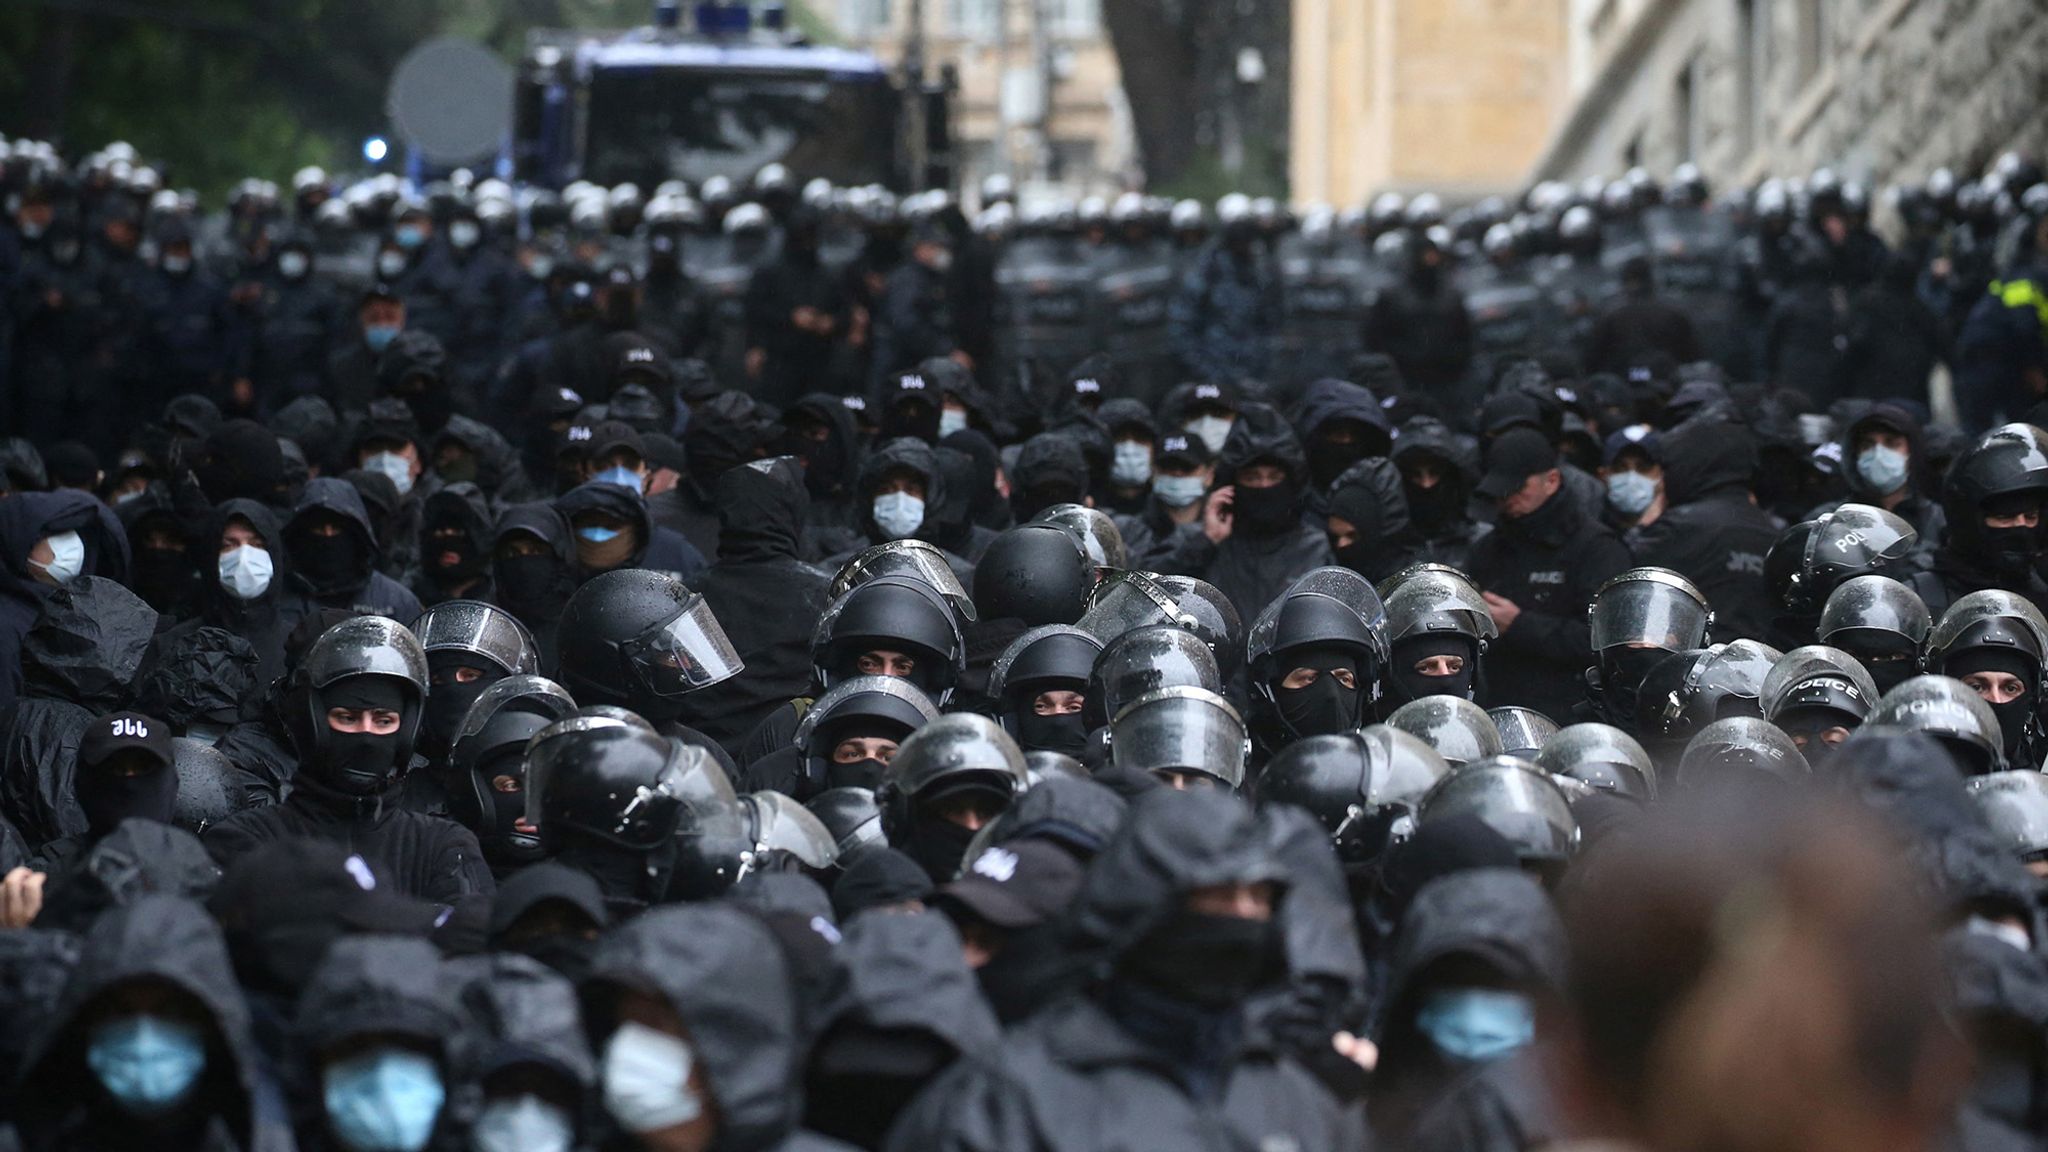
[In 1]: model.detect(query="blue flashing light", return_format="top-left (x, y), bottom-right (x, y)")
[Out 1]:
top-left (694, 2), bottom-right (753, 35)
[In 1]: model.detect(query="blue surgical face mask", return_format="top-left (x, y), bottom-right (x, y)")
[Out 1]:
top-left (1414, 987), bottom-right (1535, 1063)
top-left (594, 465), bottom-right (644, 494)
top-left (1112, 440), bottom-right (1153, 486)
top-left (363, 450), bottom-right (415, 497)
top-left (1185, 415), bottom-right (1233, 456)
top-left (1856, 443), bottom-right (1909, 495)
top-left (577, 524), bottom-right (624, 544)
top-left (87, 1014), bottom-right (208, 1115)
top-left (1153, 473), bottom-right (1207, 508)
top-left (364, 323), bottom-right (402, 353)
top-left (1605, 470), bottom-right (1657, 516)
top-left (472, 1093), bottom-right (573, 1152)
top-left (218, 544), bottom-right (274, 600)
top-left (394, 224), bottom-right (427, 251)
top-left (324, 1047), bottom-right (445, 1152)
top-left (873, 491), bottom-right (925, 539)
top-left (602, 1021), bottom-right (703, 1135)
top-left (938, 407), bottom-right (969, 439)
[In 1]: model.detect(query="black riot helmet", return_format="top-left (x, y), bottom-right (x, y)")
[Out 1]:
top-left (1533, 722), bottom-right (1657, 801)
top-left (1033, 504), bottom-right (1129, 577)
top-left (169, 737), bottom-right (246, 836)
top-left (555, 569), bottom-right (744, 721)
top-left (1245, 568), bottom-right (1391, 742)
top-left (447, 674), bottom-right (577, 866)
top-left (412, 599), bottom-right (541, 756)
top-left (1761, 645), bottom-right (1880, 757)
top-left (1378, 564), bottom-right (1496, 706)
top-left (1078, 571), bottom-right (1243, 675)
top-left (1773, 504), bottom-right (1920, 617)
top-left (730, 791), bottom-right (840, 883)
top-left (1086, 624), bottom-right (1223, 731)
top-left (1385, 695), bottom-right (1504, 768)
top-left (1870, 676), bottom-right (2009, 777)
top-left (1109, 686), bottom-right (1248, 790)
top-left (1416, 758), bottom-right (1579, 877)
top-left (1252, 725), bottom-right (1451, 866)
top-left (1941, 423), bottom-right (2048, 579)
top-left (1489, 707), bottom-right (1559, 760)
top-left (790, 675), bottom-right (940, 793)
top-left (988, 625), bottom-right (1102, 755)
top-left (812, 573), bottom-right (967, 703)
top-left (806, 786), bottom-right (887, 863)
top-left (1589, 568), bottom-right (1713, 730)
top-left (1926, 591), bottom-right (2048, 763)
top-left (1967, 772), bottom-right (2048, 867)
top-left (526, 711), bottom-right (736, 861)
top-left (829, 539), bottom-right (979, 624)
top-left (1817, 575), bottom-right (1930, 695)
top-left (1675, 717), bottom-right (1809, 791)
top-left (1632, 640), bottom-right (1780, 759)
top-left (972, 524), bottom-right (1092, 626)
top-left (878, 714), bottom-right (1030, 881)
top-left (285, 615), bottom-right (430, 794)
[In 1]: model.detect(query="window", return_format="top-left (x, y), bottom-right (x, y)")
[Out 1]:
top-left (840, 0), bottom-right (892, 36)
top-left (948, 0), bottom-right (1000, 41)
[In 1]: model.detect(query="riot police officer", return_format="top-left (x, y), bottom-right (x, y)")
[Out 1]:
top-left (750, 674), bottom-right (940, 800)
top-left (1764, 504), bottom-right (1919, 648)
top-left (444, 674), bottom-right (576, 875)
top-left (879, 713), bottom-right (1029, 882)
top-left (1759, 645), bottom-right (1881, 760)
top-left (1584, 568), bottom-right (1714, 732)
top-left (1869, 676), bottom-right (2007, 776)
top-left (1415, 757), bottom-right (1577, 883)
top-left (1533, 723), bottom-right (1657, 802)
top-left (1253, 724), bottom-right (1450, 890)
top-left (1817, 575), bottom-right (1931, 696)
top-left (1386, 696), bottom-right (1505, 768)
top-left (1918, 423), bottom-right (2048, 615)
top-left (1245, 568), bottom-right (1389, 752)
top-left (988, 625), bottom-right (1103, 758)
top-left (411, 599), bottom-right (540, 764)
top-left (1675, 717), bottom-right (1808, 791)
top-left (1109, 684), bottom-right (1248, 793)
top-left (1922, 590), bottom-right (2048, 768)
top-left (1379, 564), bottom-right (1496, 709)
top-left (553, 568), bottom-right (745, 729)
top-left (1631, 640), bottom-right (1780, 766)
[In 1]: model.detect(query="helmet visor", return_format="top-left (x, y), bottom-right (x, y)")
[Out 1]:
top-left (622, 596), bottom-right (745, 696)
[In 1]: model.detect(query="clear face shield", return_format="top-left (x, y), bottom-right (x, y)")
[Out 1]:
top-left (1590, 572), bottom-right (1713, 653)
top-left (619, 595), bottom-right (746, 697)
top-left (1110, 687), bottom-right (1247, 789)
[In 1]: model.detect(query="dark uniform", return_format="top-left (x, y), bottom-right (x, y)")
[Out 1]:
top-left (1468, 487), bottom-right (1633, 721)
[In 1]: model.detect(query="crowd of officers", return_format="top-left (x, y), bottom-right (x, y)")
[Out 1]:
top-left (0, 137), bottom-right (2042, 1152)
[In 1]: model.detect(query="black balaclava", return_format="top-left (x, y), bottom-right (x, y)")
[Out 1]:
top-left (421, 653), bottom-right (501, 760)
top-left (1118, 906), bottom-right (1281, 1010)
top-left (883, 399), bottom-right (941, 444)
top-left (1945, 647), bottom-right (2039, 762)
top-left (1389, 634), bottom-right (1479, 706)
top-left (1845, 633), bottom-right (1922, 696)
top-left (1231, 477), bottom-right (1301, 538)
top-left (1773, 705), bottom-right (1859, 768)
top-left (1273, 644), bottom-right (1363, 737)
top-left (1307, 434), bottom-right (1366, 492)
top-left (1975, 493), bottom-right (2045, 581)
top-left (1327, 483), bottom-right (1388, 578)
top-left (1403, 470), bottom-right (1461, 533)
top-left (1598, 646), bottom-right (1670, 733)
top-left (815, 716), bottom-right (911, 792)
top-left (495, 552), bottom-right (569, 621)
top-left (130, 544), bottom-right (200, 614)
top-left (75, 754), bottom-right (179, 838)
top-left (311, 675), bottom-right (409, 794)
top-left (472, 746), bottom-right (541, 866)
top-left (1011, 682), bottom-right (1091, 758)
top-left (900, 786), bottom-right (1000, 882)
top-left (289, 518), bottom-right (366, 592)
top-left (423, 526), bottom-right (486, 590)
top-left (556, 836), bottom-right (675, 912)
top-left (788, 420), bottom-right (848, 500)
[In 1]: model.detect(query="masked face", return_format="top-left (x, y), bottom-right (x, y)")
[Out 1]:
top-left (1185, 415), bottom-right (1233, 456)
top-left (1856, 443), bottom-right (1909, 494)
top-left (575, 522), bottom-right (637, 570)
top-left (1389, 636), bottom-right (1478, 705)
top-left (602, 1022), bottom-right (703, 1135)
top-left (218, 544), bottom-right (274, 600)
top-left (1605, 470), bottom-right (1657, 516)
top-left (376, 250), bottom-right (409, 280)
top-left (30, 530), bottom-right (85, 585)
top-left (364, 322), bottom-right (402, 353)
top-left (278, 250), bottom-right (311, 280)
top-left (872, 492), bottom-right (925, 539)
top-left (593, 465), bottom-right (645, 494)
top-left (1153, 473), bottom-right (1207, 508)
top-left (322, 1046), bottom-right (445, 1152)
top-left (472, 1094), bottom-right (573, 1152)
top-left (1600, 646), bottom-right (1670, 728)
top-left (1274, 656), bottom-right (1363, 737)
top-left (1414, 986), bottom-right (1535, 1062)
top-left (77, 755), bottom-right (179, 836)
top-left (1111, 440), bottom-right (1153, 487)
top-left (495, 552), bottom-right (565, 612)
top-left (363, 450), bottom-right (416, 497)
top-left (1118, 907), bottom-right (1279, 1008)
top-left (1230, 477), bottom-right (1299, 537)
top-left (447, 220), bottom-right (481, 251)
top-left (938, 407), bottom-right (970, 439)
top-left (87, 1014), bottom-right (208, 1116)
top-left (423, 657), bottom-right (499, 756)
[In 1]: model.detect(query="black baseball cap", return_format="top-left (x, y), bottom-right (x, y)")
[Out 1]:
top-left (587, 420), bottom-right (645, 463)
top-left (1476, 427), bottom-right (1560, 500)
top-left (933, 839), bottom-right (1084, 930)
top-left (606, 332), bottom-right (672, 387)
top-left (79, 711), bottom-right (173, 773)
top-left (1155, 432), bottom-right (1214, 469)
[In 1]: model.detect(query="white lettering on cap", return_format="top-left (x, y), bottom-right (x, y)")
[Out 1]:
top-left (1074, 378), bottom-right (1101, 393)
top-left (972, 847), bottom-right (1019, 883)
top-left (899, 375), bottom-right (927, 390)
top-left (567, 425), bottom-right (593, 442)
top-left (111, 717), bottom-right (149, 739)
top-left (1194, 384), bottom-right (1222, 400)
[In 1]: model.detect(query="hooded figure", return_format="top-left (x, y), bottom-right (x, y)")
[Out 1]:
top-left (848, 437), bottom-right (980, 586)
top-left (1325, 457), bottom-right (1415, 582)
top-left (0, 490), bottom-right (130, 714)
top-left (131, 627), bottom-right (261, 747)
top-left (553, 479), bottom-right (708, 586)
top-left (1390, 418), bottom-right (1490, 572)
top-left (292, 936), bottom-right (461, 1152)
top-left (12, 896), bottom-right (293, 1152)
top-left (438, 952), bottom-right (596, 1152)
top-left (278, 478), bottom-right (423, 626)
top-left (412, 482), bottom-right (496, 606)
top-left (804, 910), bottom-right (1002, 1147)
top-left (487, 502), bottom-right (578, 670)
top-left (886, 788), bottom-right (1362, 1152)
top-left (1631, 418), bottom-right (1782, 645)
top-left (161, 499), bottom-right (295, 694)
top-left (674, 459), bottom-right (833, 754)
top-left (582, 901), bottom-right (860, 1152)
top-left (0, 578), bottom-right (159, 847)
top-left (1010, 433), bottom-right (1093, 523)
top-left (1191, 406), bottom-right (1337, 623)
top-left (782, 392), bottom-right (867, 542)
top-left (428, 414), bottom-right (534, 505)
top-left (1807, 404), bottom-right (1946, 557)
top-left (1293, 378), bottom-right (1395, 496)
top-left (1368, 868), bottom-right (1566, 1152)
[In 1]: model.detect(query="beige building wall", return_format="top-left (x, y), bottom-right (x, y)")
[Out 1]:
top-left (829, 0), bottom-right (1135, 194)
top-left (1293, 0), bottom-right (1572, 207)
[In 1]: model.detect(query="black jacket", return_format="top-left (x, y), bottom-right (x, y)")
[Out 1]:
top-left (291, 935), bottom-right (462, 1152)
top-left (1630, 419), bottom-right (1781, 645)
top-left (278, 477), bottom-right (422, 626)
top-left (487, 500), bottom-right (578, 672)
top-left (553, 479), bottom-right (708, 586)
top-left (164, 498), bottom-right (295, 694)
top-left (588, 902), bottom-right (861, 1152)
top-left (0, 490), bottom-right (130, 715)
top-left (12, 895), bottom-right (293, 1152)
top-left (203, 773), bottom-right (493, 905)
top-left (1467, 490), bottom-right (1633, 721)
top-left (0, 577), bottom-right (159, 848)
top-left (1389, 420), bottom-right (1490, 573)
top-left (675, 461), bottom-right (833, 755)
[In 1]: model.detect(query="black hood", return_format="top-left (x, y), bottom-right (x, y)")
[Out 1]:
top-left (1833, 728), bottom-right (1986, 848)
top-left (423, 481), bottom-right (495, 552)
top-left (1294, 378), bottom-right (1392, 447)
top-left (1217, 402), bottom-right (1308, 487)
top-left (491, 501), bottom-right (579, 621)
top-left (855, 437), bottom-right (948, 542)
top-left (684, 391), bottom-right (782, 491)
top-left (206, 497), bottom-right (291, 611)
top-left (33, 820), bottom-right (224, 933)
top-left (134, 625), bottom-right (260, 734)
top-left (1327, 458), bottom-right (1412, 539)
top-left (284, 477), bottom-right (381, 598)
top-left (1389, 418), bottom-right (1479, 483)
top-left (787, 392), bottom-right (865, 500)
top-left (21, 575), bottom-right (159, 707)
top-left (295, 935), bottom-right (459, 1057)
top-left (715, 458), bottom-right (808, 564)
top-left (17, 895), bottom-right (278, 1151)
top-left (432, 415), bottom-right (528, 499)
top-left (1836, 403), bottom-right (1925, 504)
top-left (440, 952), bottom-right (596, 1087)
top-left (585, 902), bottom-right (808, 1152)
top-left (1094, 398), bottom-right (1159, 443)
top-left (1659, 417), bottom-right (1757, 505)
top-left (1011, 432), bottom-right (1092, 516)
top-left (1381, 868), bottom-right (1565, 1042)
top-left (0, 488), bottom-right (130, 593)
top-left (814, 908), bottom-right (1001, 1060)
top-left (552, 480), bottom-right (656, 572)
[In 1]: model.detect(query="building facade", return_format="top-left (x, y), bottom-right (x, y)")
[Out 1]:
top-left (1291, 0), bottom-right (1574, 207)
top-left (830, 0), bottom-right (1136, 196)
top-left (1533, 0), bottom-right (2048, 188)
